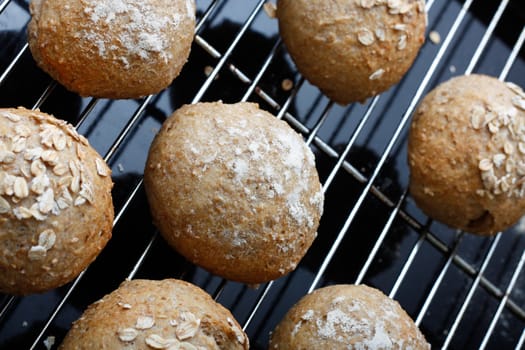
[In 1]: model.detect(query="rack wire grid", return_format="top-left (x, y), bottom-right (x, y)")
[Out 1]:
top-left (0, 0), bottom-right (524, 349)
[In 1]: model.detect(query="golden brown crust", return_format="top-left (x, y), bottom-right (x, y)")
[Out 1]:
top-left (144, 102), bottom-right (324, 284)
top-left (408, 74), bottom-right (525, 235)
top-left (28, 0), bottom-right (195, 99)
top-left (269, 284), bottom-right (429, 349)
top-left (0, 107), bottom-right (113, 295)
top-left (276, 0), bottom-right (426, 104)
top-left (59, 279), bottom-right (249, 350)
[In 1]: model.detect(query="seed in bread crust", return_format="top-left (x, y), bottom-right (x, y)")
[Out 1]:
top-left (13, 177), bottom-right (29, 199)
top-left (507, 82), bottom-right (525, 97)
top-left (0, 196), bottom-right (10, 213)
top-left (176, 311), bottom-right (200, 340)
top-left (513, 96), bottom-right (525, 110)
top-left (117, 328), bottom-right (138, 342)
top-left (397, 34), bottom-right (407, 50)
top-left (375, 27), bottom-right (386, 41)
top-left (369, 68), bottom-right (385, 81)
top-left (479, 158), bottom-right (493, 171)
top-left (28, 246), bottom-right (47, 261)
top-left (360, 0), bottom-right (375, 9)
top-left (178, 343), bottom-right (199, 350)
top-left (38, 229), bottom-right (56, 250)
top-left (394, 23), bottom-right (407, 32)
top-left (117, 302), bottom-right (132, 309)
top-left (136, 315), bottom-right (155, 330)
top-left (95, 158), bottom-right (109, 177)
top-left (357, 28), bottom-right (375, 46)
top-left (145, 334), bottom-right (178, 349)
top-left (471, 105), bottom-right (485, 129)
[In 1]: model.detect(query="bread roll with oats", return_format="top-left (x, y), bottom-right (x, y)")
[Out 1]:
top-left (60, 279), bottom-right (249, 350)
top-left (144, 102), bottom-right (324, 284)
top-left (408, 74), bottom-right (525, 235)
top-left (269, 284), bottom-right (429, 349)
top-left (28, 0), bottom-right (195, 99)
top-left (0, 107), bottom-right (113, 295)
top-left (276, 0), bottom-right (426, 104)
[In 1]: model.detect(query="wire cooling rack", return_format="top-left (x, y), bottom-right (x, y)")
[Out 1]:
top-left (0, 0), bottom-right (524, 349)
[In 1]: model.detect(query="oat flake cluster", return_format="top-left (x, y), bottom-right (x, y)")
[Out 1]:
top-left (0, 107), bottom-right (113, 295)
top-left (0, 109), bottom-right (108, 260)
top-left (116, 310), bottom-right (203, 349)
top-left (476, 82), bottom-right (525, 198)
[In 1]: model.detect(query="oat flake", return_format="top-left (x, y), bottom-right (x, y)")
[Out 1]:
top-left (360, 0), bottom-right (375, 8)
top-left (397, 34), bottom-right (407, 50)
top-left (145, 334), bottom-right (178, 349)
top-left (369, 68), bottom-right (385, 80)
top-left (28, 245), bottom-right (47, 261)
top-left (118, 328), bottom-right (138, 342)
top-left (176, 312), bottom-right (200, 340)
top-left (357, 28), bottom-right (375, 46)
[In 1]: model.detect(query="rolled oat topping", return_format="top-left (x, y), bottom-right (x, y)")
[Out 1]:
top-left (0, 109), bottom-right (107, 223)
top-left (473, 83), bottom-right (525, 198)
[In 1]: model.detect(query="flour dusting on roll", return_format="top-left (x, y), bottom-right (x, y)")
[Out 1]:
top-left (144, 102), bottom-right (324, 284)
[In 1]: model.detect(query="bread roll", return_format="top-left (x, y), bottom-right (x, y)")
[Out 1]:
top-left (276, 0), bottom-right (426, 104)
top-left (28, 0), bottom-right (195, 99)
top-left (0, 107), bottom-right (113, 295)
top-left (408, 74), bottom-right (525, 235)
top-left (144, 102), bottom-right (324, 284)
top-left (269, 284), bottom-right (430, 349)
top-left (60, 279), bottom-right (249, 349)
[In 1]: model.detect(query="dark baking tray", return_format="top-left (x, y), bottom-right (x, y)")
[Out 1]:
top-left (0, 0), bottom-right (524, 349)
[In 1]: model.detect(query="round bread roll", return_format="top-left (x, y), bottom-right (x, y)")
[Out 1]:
top-left (276, 0), bottom-right (426, 104)
top-left (60, 279), bottom-right (249, 349)
top-left (28, 0), bottom-right (195, 99)
top-left (144, 102), bottom-right (324, 284)
top-left (0, 107), bottom-right (113, 295)
top-left (408, 74), bottom-right (525, 235)
top-left (269, 284), bottom-right (430, 349)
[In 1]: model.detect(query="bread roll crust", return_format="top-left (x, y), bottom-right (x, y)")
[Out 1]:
top-left (0, 107), bottom-right (113, 295)
top-left (59, 279), bottom-right (249, 350)
top-left (408, 74), bottom-right (525, 235)
top-left (270, 284), bottom-right (430, 349)
top-left (28, 0), bottom-right (195, 98)
top-left (276, 0), bottom-right (426, 104)
top-left (144, 102), bottom-right (324, 284)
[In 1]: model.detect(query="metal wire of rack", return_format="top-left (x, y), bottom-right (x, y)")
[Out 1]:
top-left (0, 0), bottom-right (524, 349)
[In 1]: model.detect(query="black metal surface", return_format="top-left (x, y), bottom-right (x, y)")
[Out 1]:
top-left (0, 0), bottom-right (524, 349)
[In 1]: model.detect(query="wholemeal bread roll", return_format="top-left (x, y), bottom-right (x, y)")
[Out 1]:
top-left (144, 102), bottom-right (324, 284)
top-left (269, 284), bottom-right (430, 349)
top-left (0, 107), bottom-right (113, 295)
top-left (60, 279), bottom-right (249, 350)
top-left (28, 0), bottom-right (195, 99)
top-left (408, 74), bottom-right (525, 235)
top-left (276, 0), bottom-right (426, 104)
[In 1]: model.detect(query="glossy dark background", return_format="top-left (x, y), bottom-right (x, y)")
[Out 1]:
top-left (0, 0), bottom-right (524, 349)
